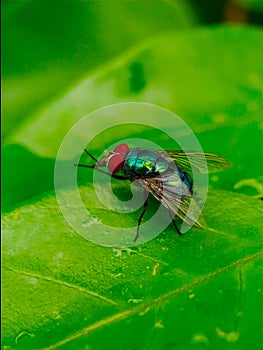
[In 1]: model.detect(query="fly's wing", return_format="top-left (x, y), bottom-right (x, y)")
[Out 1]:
top-left (156, 150), bottom-right (231, 174)
top-left (136, 176), bottom-right (206, 230)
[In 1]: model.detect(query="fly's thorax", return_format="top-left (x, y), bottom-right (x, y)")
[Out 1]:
top-left (123, 148), bottom-right (170, 178)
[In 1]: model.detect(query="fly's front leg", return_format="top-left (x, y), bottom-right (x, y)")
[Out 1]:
top-left (74, 163), bottom-right (129, 180)
top-left (133, 190), bottom-right (149, 243)
top-left (84, 149), bottom-right (98, 162)
top-left (75, 149), bottom-right (129, 180)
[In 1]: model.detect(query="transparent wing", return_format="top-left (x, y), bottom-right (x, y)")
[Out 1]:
top-left (156, 150), bottom-right (231, 174)
top-left (136, 176), bottom-right (205, 230)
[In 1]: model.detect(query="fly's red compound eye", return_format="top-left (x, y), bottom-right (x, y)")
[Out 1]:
top-left (108, 154), bottom-right (125, 174)
top-left (113, 143), bottom-right (129, 154)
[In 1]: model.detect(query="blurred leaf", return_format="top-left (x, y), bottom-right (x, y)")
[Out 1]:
top-left (2, 26), bottom-right (262, 211)
top-left (1, 144), bottom-right (55, 212)
top-left (2, 186), bottom-right (262, 349)
top-left (3, 26), bottom-right (262, 153)
top-left (2, 17), bottom-right (263, 350)
top-left (2, 0), bottom-right (196, 140)
top-left (233, 0), bottom-right (263, 13)
top-left (234, 176), bottom-right (263, 198)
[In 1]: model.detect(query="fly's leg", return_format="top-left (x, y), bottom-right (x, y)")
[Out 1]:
top-left (133, 190), bottom-right (149, 243)
top-left (75, 163), bottom-right (128, 180)
top-left (168, 210), bottom-right (182, 236)
top-left (84, 149), bottom-right (98, 162)
top-left (74, 149), bottom-right (129, 180)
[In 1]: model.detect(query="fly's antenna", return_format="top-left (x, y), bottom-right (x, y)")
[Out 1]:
top-left (104, 143), bottom-right (111, 153)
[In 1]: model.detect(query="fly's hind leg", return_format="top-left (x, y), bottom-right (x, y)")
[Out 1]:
top-left (133, 190), bottom-right (149, 243)
top-left (168, 210), bottom-right (182, 236)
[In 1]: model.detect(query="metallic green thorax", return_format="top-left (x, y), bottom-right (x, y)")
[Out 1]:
top-left (123, 149), bottom-right (170, 178)
top-left (122, 148), bottom-right (193, 198)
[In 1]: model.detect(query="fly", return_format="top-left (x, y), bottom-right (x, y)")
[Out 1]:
top-left (76, 143), bottom-right (231, 242)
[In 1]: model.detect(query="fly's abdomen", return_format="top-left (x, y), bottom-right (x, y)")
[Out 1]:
top-left (179, 168), bottom-right (192, 192)
top-left (161, 169), bottom-right (192, 200)
top-left (123, 149), bottom-right (169, 178)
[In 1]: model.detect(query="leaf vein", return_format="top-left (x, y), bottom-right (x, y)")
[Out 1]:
top-left (2, 265), bottom-right (117, 306)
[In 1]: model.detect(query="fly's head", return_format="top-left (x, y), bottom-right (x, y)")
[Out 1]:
top-left (97, 143), bottom-right (130, 175)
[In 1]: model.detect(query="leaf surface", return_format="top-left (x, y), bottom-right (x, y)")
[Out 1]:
top-left (2, 21), bottom-right (263, 350)
top-left (2, 185), bottom-right (262, 349)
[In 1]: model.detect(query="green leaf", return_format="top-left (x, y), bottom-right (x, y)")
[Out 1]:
top-left (233, 0), bottom-right (263, 13)
top-left (2, 186), bottom-right (262, 349)
top-left (4, 26), bottom-right (262, 157)
top-left (2, 0), bottom-right (196, 141)
top-left (2, 26), bottom-right (262, 211)
top-left (2, 21), bottom-right (263, 350)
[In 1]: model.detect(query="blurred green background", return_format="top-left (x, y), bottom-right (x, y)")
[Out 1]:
top-left (2, 1), bottom-right (263, 349)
